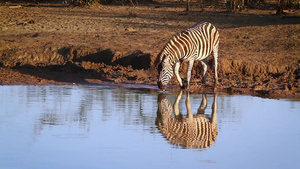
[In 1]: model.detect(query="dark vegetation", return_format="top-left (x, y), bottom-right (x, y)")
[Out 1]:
top-left (4, 0), bottom-right (299, 14)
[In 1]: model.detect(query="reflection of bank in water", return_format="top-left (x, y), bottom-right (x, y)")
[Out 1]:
top-left (156, 91), bottom-right (218, 149)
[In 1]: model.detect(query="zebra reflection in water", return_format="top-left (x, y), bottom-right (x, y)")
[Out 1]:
top-left (156, 91), bottom-right (218, 149)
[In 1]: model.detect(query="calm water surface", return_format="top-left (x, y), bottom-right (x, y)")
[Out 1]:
top-left (0, 85), bottom-right (299, 169)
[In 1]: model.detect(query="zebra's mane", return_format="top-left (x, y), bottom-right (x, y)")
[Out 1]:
top-left (154, 33), bottom-right (181, 68)
top-left (154, 50), bottom-right (163, 68)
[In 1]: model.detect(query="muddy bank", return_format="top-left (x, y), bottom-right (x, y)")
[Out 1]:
top-left (0, 3), bottom-right (299, 98)
top-left (1, 45), bottom-right (299, 98)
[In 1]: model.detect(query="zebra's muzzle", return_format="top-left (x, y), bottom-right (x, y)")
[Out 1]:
top-left (158, 81), bottom-right (166, 90)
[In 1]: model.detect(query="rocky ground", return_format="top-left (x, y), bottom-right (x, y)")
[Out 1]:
top-left (0, 2), bottom-right (299, 98)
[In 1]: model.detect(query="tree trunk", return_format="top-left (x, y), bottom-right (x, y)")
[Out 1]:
top-left (230, 0), bottom-right (236, 11)
top-left (186, 0), bottom-right (190, 11)
top-left (276, 0), bottom-right (285, 15)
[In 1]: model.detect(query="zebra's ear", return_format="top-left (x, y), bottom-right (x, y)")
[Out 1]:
top-left (155, 53), bottom-right (169, 68)
top-left (162, 54), bottom-right (170, 62)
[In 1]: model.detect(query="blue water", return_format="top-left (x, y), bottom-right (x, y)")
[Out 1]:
top-left (0, 85), bottom-right (299, 169)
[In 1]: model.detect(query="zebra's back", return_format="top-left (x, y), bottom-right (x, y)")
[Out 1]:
top-left (184, 22), bottom-right (219, 61)
top-left (162, 22), bottom-right (219, 62)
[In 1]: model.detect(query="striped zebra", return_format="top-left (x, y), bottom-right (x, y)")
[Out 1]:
top-left (156, 91), bottom-right (218, 149)
top-left (156, 22), bottom-right (220, 90)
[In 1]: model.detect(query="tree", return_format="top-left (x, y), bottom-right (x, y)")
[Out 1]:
top-left (186, 0), bottom-right (190, 11)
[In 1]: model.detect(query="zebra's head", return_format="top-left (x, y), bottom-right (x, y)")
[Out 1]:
top-left (157, 54), bottom-right (173, 90)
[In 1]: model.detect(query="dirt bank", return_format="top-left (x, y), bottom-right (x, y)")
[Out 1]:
top-left (0, 2), bottom-right (299, 98)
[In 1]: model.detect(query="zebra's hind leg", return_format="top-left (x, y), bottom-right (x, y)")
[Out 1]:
top-left (200, 60), bottom-right (207, 84)
top-left (197, 93), bottom-right (207, 114)
top-left (213, 47), bottom-right (219, 85)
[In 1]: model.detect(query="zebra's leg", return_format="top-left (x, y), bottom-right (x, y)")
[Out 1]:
top-left (186, 59), bottom-right (195, 89)
top-left (200, 60), bottom-right (207, 84)
top-left (185, 92), bottom-right (193, 121)
top-left (174, 62), bottom-right (184, 89)
top-left (197, 93), bottom-right (207, 114)
top-left (174, 91), bottom-right (183, 118)
top-left (210, 93), bottom-right (218, 124)
top-left (213, 47), bottom-right (219, 84)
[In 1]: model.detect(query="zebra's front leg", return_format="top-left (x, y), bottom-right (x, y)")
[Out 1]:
top-left (174, 62), bottom-right (185, 89)
top-left (186, 59), bottom-right (195, 89)
top-left (174, 91), bottom-right (183, 117)
top-left (200, 60), bottom-right (207, 84)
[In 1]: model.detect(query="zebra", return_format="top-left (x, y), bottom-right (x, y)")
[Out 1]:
top-left (156, 22), bottom-right (220, 90)
top-left (156, 91), bottom-right (218, 149)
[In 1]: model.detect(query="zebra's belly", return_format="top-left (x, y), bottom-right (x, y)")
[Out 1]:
top-left (195, 53), bottom-right (211, 61)
top-left (180, 54), bottom-right (210, 63)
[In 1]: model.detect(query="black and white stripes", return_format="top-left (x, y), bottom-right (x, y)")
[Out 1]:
top-left (156, 91), bottom-right (218, 149)
top-left (157, 22), bottom-right (220, 90)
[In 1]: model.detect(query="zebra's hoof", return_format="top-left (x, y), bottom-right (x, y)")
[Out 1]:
top-left (181, 84), bottom-right (190, 90)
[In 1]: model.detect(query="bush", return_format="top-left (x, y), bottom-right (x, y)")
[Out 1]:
top-left (70, 0), bottom-right (101, 6)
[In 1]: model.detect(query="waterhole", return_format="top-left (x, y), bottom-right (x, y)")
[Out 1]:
top-left (0, 85), bottom-right (299, 169)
